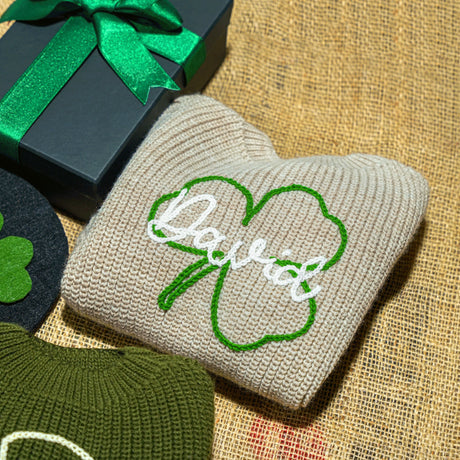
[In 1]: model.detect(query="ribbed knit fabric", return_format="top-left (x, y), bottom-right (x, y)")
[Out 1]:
top-left (0, 322), bottom-right (215, 459)
top-left (62, 95), bottom-right (429, 409)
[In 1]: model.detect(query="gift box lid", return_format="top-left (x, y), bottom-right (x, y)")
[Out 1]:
top-left (0, 0), bottom-right (233, 220)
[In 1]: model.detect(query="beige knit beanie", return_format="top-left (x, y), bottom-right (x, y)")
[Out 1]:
top-left (62, 95), bottom-right (429, 409)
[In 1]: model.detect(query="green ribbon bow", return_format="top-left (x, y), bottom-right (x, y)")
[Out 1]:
top-left (0, 0), bottom-right (205, 161)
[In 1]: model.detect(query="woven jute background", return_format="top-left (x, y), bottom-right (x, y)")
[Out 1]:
top-left (1, 1), bottom-right (459, 458)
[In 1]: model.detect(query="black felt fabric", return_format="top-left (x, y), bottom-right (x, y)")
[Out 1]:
top-left (0, 169), bottom-right (68, 331)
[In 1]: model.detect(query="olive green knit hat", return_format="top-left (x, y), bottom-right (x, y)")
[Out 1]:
top-left (0, 322), bottom-right (215, 459)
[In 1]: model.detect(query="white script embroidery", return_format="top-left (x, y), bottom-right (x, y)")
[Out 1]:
top-left (0, 432), bottom-right (94, 460)
top-left (147, 189), bottom-right (327, 302)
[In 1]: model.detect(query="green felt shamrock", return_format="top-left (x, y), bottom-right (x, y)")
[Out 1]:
top-left (0, 211), bottom-right (34, 303)
top-left (148, 176), bottom-right (347, 351)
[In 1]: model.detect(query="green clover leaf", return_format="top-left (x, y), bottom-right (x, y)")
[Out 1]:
top-left (148, 176), bottom-right (347, 351)
top-left (0, 211), bottom-right (34, 303)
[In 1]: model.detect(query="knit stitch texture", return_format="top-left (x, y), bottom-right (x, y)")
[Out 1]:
top-left (62, 95), bottom-right (429, 409)
top-left (0, 168), bottom-right (68, 331)
top-left (0, 322), bottom-right (215, 459)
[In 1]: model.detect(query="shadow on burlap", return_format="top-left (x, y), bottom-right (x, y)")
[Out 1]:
top-left (1, 0), bottom-right (458, 458)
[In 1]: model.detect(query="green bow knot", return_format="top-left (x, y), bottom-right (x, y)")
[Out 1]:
top-left (0, 0), bottom-right (206, 161)
top-left (77, 0), bottom-right (183, 30)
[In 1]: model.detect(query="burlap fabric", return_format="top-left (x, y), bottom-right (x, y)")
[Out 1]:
top-left (1, 0), bottom-right (458, 458)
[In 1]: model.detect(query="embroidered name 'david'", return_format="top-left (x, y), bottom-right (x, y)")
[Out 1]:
top-left (149, 188), bottom-right (327, 303)
top-left (147, 176), bottom-right (347, 351)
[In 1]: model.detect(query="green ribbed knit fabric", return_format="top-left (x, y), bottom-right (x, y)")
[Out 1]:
top-left (0, 323), bottom-right (215, 459)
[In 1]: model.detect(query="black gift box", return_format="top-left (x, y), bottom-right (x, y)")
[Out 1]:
top-left (0, 0), bottom-right (233, 220)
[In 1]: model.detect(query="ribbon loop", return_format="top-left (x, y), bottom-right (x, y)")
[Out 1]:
top-left (0, 0), bottom-right (64, 22)
top-left (115, 0), bottom-right (183, 29)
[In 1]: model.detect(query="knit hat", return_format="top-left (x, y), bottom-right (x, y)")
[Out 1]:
top-left (0, 322), bottom-right (215, 459)
top-left (62, 95), bottom-right (429, 409)
top-left (0, 169), bottom-right (68, 331)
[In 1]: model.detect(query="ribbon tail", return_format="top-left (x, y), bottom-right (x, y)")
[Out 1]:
top-left (93, 13), bottom-right (179, 105)
top-left (138, 24), bottom-right (205, 83)
top-left (0, 16), bottom-right (97, 161)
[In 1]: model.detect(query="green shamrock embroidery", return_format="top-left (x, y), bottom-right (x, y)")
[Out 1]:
top-left (148, 176), bottom-right (347, 351)
top-left (0, 211), bottom-right (34, 303)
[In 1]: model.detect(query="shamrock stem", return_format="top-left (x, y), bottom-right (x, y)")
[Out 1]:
top-left (158, 258), bottom-right (220, 311)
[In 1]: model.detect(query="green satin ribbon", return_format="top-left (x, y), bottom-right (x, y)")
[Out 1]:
top-left (0, 0), bottom-right (205, 161)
